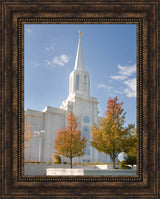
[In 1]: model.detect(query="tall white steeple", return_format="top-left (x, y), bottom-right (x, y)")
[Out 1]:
top-left (69, 31), bottom-right (90, 98)
top-left (74, 30), bottom-right (85, 71)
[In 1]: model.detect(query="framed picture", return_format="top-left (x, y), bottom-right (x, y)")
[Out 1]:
top-left (24, 24), bottom-right (137, 176)
top-left (1, 0), bottom-right (159, 198)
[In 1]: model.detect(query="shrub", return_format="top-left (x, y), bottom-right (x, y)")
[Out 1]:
top-left (119, 161), bottom-right (131, 169)
top-left (124, 155), bottom-right (136, 167)
top-left (48, 161), bottom-right (51, 165)
top-left (77, 162), bottom-right (81, 165)
top-left (119, 161), bottom-right (126, 169)
top-left (52, 154), bottom-right (61, 164)
top-left (63, 162), bottom-right (67, 164)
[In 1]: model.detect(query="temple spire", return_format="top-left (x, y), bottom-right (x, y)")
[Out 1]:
top-left (74, 30), bottom-right (85, 71)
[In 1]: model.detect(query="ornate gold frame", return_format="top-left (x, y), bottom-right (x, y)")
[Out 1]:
top-left (0, 1), bottom-right (159, 198)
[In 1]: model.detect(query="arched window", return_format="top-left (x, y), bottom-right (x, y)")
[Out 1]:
top-left (84, 75), bottom-right (87, 91)
top-left (76, 74), bottom-right (79, 90)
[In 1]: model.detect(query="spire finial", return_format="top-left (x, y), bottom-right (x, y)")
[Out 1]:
top-left (79, 30), bottom-right (81, 38)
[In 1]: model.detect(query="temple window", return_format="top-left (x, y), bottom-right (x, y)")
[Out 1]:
top-left (84, 75), bottom-right (87, 91)
top-left (76, 74), bottom-right (79, 90)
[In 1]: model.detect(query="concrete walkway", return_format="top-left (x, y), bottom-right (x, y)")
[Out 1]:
top-left (46, 168), bottom-right (137, 176)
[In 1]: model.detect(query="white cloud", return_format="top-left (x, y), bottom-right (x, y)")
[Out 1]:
top-left (124, 78), bottom-right (136, 98)
top-left (97, 83), bottom-right (123, 97)
top-left (109, 63), bottom-right (136, 98)
top-left (60, 54), bottom-right (69, 63)
top-left (110, 64), bottom-right (136, 81)
top-left (45, 54), bottom-right (70, 67)
top-left (118, 64), bottom-right (136, 76)
top-left (97, 84), bottom-right (112, 90)
top-left (53, 57), bottom-right (64, 66)
top-left (110, 75), bottom-right (127, 80)
top-left (25, 28), bottom-right (32, 33)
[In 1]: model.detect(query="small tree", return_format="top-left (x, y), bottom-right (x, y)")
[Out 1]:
top-left (24, 121), bottom-right (32, 148)
top-left (54, 111), bottom-right (87, 168)
top-left (90, 96), bottom-right (136, 169)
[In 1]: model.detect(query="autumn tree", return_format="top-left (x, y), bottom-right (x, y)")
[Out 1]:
top-left (90, 96), bottom-right (136, 169)
top-left (54, 111), bottom-right (87, 168)
top-left (24, 121), bottom-right (33, 148)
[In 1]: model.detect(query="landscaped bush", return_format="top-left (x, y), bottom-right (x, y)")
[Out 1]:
top-left (77, 162), bottom-right (81, 165)
top-left (124, 155), bottom-right (136, 167)
top-left (119, 156), bottom-right (136, 169)
top-left (48, 161), bottom-right (52, 165)
top-left (63, 162), bottom-right (67, 164)
top-left (119, 161), bottom-right (131, 169)
top-left (119, 161), bottom-right (126, 169)
top-left (52, 154), bottom-right (61, 164)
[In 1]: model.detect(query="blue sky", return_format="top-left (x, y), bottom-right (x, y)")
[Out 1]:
top-left (24, 24), bottom-right (136, 126)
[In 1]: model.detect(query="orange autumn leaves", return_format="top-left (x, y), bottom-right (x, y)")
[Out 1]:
top-left (54, 111), bottom-right (86, 168)
top-left (54, 97), bottom-right (136, 168)
top-left (90, 96), bottom-right (136, 169)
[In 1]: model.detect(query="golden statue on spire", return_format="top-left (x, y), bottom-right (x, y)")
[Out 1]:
top-left (79, 30), bottom-right (81, 37)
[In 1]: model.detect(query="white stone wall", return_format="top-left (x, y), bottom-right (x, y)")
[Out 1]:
top-left (43, 107), bottom-right (65, 163)
top-left (24, 107), bottom-right (65, 163)
top-left (24, 109), bottom-right (44, 162)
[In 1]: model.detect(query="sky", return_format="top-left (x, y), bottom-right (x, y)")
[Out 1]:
top-left (24, 24), bottom-right (137, 126)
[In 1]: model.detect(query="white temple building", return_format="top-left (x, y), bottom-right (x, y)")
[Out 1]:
top-left (24, 32), bottom-right (112, 164)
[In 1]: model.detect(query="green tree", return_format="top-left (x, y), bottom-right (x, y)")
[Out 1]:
top-left (90, 96), bottom-right (136, 169)
top-left (54, 111), bottom-right (87, 168)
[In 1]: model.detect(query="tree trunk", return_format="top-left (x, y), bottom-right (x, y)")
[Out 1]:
top-left (105, 154), bottom-right (107, 163)
top-left (111, 156), bottom-right (116, 169)
top-left (112, 158), bottom-right (115, 169)
top-left (70, 157), bottom-right (72, 168)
